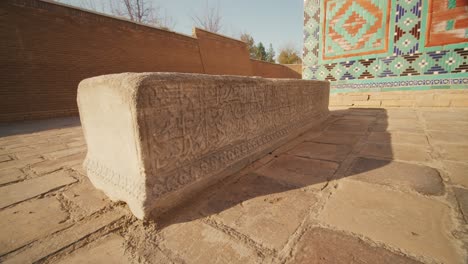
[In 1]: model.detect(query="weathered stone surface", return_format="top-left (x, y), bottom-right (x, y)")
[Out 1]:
top-left (31, 153), bottom-right (85, 175)
top-left (3, 209), bottom-right (127, 264)
top-left (0, 197), bottom-right (71, 255)
top-left (360, 143), bottom-right (431, 162)
top-left (427, 131), bottom-right (468, 144)
top-left (442, 161), bottom-right (468, 188)
top-left (288, 142), bottom-right (352, 162)
top-left (288, 228), bottom-right (422, 264)
top-left (159, 221), bottom-right (260, 264)
top-left (325, 123), bottom-right (368, 134)
top-left (436, 144), bottom-right (468, 162)
top-left (347, 157), bottom-right (444, 195)
top-left (55, 234), bottom-right (130, 264)
top-left (318, 180), bottom-right (463, 264)
top-left (77, 73), bottom-right (329, 219)
top-left (306, 131), bottom-right (362, 145)
top-left (453, 187), bottom-right (468, 223)
top-left (0, 157), bottom-right (43, 170)
top-left (0, 155), bottom-right (12, 163)
top-left (0, 168), bottom-right (25, 185)
top-left (63, 180), bottom-right (110, 218)
top-left (196, 173), bottom-right (318, 250)
top-left (0, 170), bottom-right (77, 208)
top-left (367, 132), bottom-right (428, 146)
top-left (256, 155), bottom-right (338, 188)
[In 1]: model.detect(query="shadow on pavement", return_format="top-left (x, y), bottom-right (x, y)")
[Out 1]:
top-left (153, 108), bottom-right (393, 228)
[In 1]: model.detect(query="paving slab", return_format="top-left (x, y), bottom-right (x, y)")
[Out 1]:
top-left (0, 155), bottom-right (12, 163)
top-left (360, 143), bottom-right (431, 162)
top-left (318, 180), bottom-right (464, 264)
top-left (159, 221), bottom-right (260, 264)
top-left (199, 174), bottom-right (318, 250)
top-left (0, 197), bottom-right (71, 256)
top-left (63, 179), bottom-right (110, 218)
top-left (367, 132), bottom-right (428, 146)
top-left (0, 170), bottom-right (77, 208)
top-left (0, 168), bottom-right (25, 185)
top-left (287, 228), bottom-right (422, 264)
top-left (0, 157), bottom-right (43, 171)
top-left (288, 142), bottom-right (352, 162)
top-left (54, 234), bottom-right (131, 264)
top-left (255, 155), bottom-right (338, 188)
top-left (31, 153), bottom-right (85, 175)
top-left (305, 131), bottom-right (362, 145)
top-left (436, 144), bottom-right (468, 162)
top-left (442, 161), bottom-right (468, 188)
top-left (453, 187), bottom-right (468, 223)
top-left (346, 157), bottom-right (444, 195)
top-left (427, 131), bottom-right (468, 144)
top-left (3, 208), bottom-right (127, 264)
top-left (325, 123), bottom-right (369, 134)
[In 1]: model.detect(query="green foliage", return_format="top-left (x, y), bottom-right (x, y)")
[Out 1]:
top-left (240, 33), bottom-right (257, 59)
top-left (256, 42), bottom-right (267, 61)
top-left (241, 33), bottom-right (276, 63)
top-left (266, 43), bottom-right (275, 63)
top-left (278, 47), bottom-right (302, 64)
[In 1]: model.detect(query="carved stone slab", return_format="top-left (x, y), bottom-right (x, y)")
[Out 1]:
top-left (77, 73), bottom-right (330, 219)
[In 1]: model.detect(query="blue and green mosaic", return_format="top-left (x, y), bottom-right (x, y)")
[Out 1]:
top-left (303, 0), bottom-right (468, 93)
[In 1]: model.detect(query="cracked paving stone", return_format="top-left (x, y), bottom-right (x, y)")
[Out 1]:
top-left (453, 187), bottom-right (468, 223)
top-left (360, 143), bottom-right (431, 162)
top-left (255, 155), bottom-right (337, 189)
top-left (63, 179), bottom-right (110, 218)
top-left (2, 208), bottom-right (127, 264)
top-left (0, 197), bottom-right (72, 256)
top-left (318, 180), bottom-right (464, 264)
top-left (0, 168), bottom-right (25, 185)
top-left (198, 174), bottom-right (318, 250)
top-left (436, 144), bottom-right (468, 162)
top-left (305, 131), bottom-right (362, 145)
top-left (54, 234), bottom-right (131, 264)
top-left (0, 170), bottom-right (77, 208)
top-left (0, 157), bottom-right (43, 171)
top-left (427, 131), bottom-right (468, 144)
top-left (346, 157), bottom-right (444, 195)
top-left (287, 228), bottom-right (422, 264)
top-left (367, 132), bottom-right (428, 146)
top-left (288, 142), bottom-right (352, 162)
top-left (442, 161), bottom-right (468, 188)
top-left (159, 221), bottom-right (260, 264)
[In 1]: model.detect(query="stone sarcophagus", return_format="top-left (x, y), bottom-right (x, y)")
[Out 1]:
top-left (77, 73), bottom-right (330, 219)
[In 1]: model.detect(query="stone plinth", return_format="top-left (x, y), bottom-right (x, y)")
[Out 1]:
top-left (77, 73), bottom-right (329, 219)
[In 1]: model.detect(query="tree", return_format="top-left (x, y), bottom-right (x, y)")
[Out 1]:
top-left (278, 47), bottom-right (302, 64)
top-left (110, 0), bottom-right (175, 29)
top-left (192, 1), bottom-right (222, 33)
top-left (240, 33), bottom-right (257, 59)
top-left (255, 42), bottom-right (267, 61)
top-left (266, 43), bottom-right (275, 63)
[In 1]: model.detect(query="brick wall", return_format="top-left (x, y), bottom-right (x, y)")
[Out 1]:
top-left (0, 0), bottom-right (301, 122)
top-left (251, 60), bottom-right (301, 79)
top-left (195, 28), bottom-right (253, 76)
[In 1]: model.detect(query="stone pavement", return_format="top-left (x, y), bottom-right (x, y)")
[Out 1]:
top-left (0, 108), bottom-right (467, 264)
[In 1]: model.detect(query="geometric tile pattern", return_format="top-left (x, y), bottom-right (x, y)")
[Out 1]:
top-left (323, 0), bottom-right (391, 59)
top-left (394, 0), bottom-right (422, 55)
top-left (303, 0), bottom-right (468, 92)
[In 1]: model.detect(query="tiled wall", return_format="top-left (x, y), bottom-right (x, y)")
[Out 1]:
top-left (303, 0), bottom-right (468, 93)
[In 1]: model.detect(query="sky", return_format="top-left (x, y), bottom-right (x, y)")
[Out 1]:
top-left (60, 0), bottom-right (304, 57)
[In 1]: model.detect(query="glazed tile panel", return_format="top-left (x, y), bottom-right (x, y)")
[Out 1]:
top-left (303, 0), bottom-right (468, 93)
